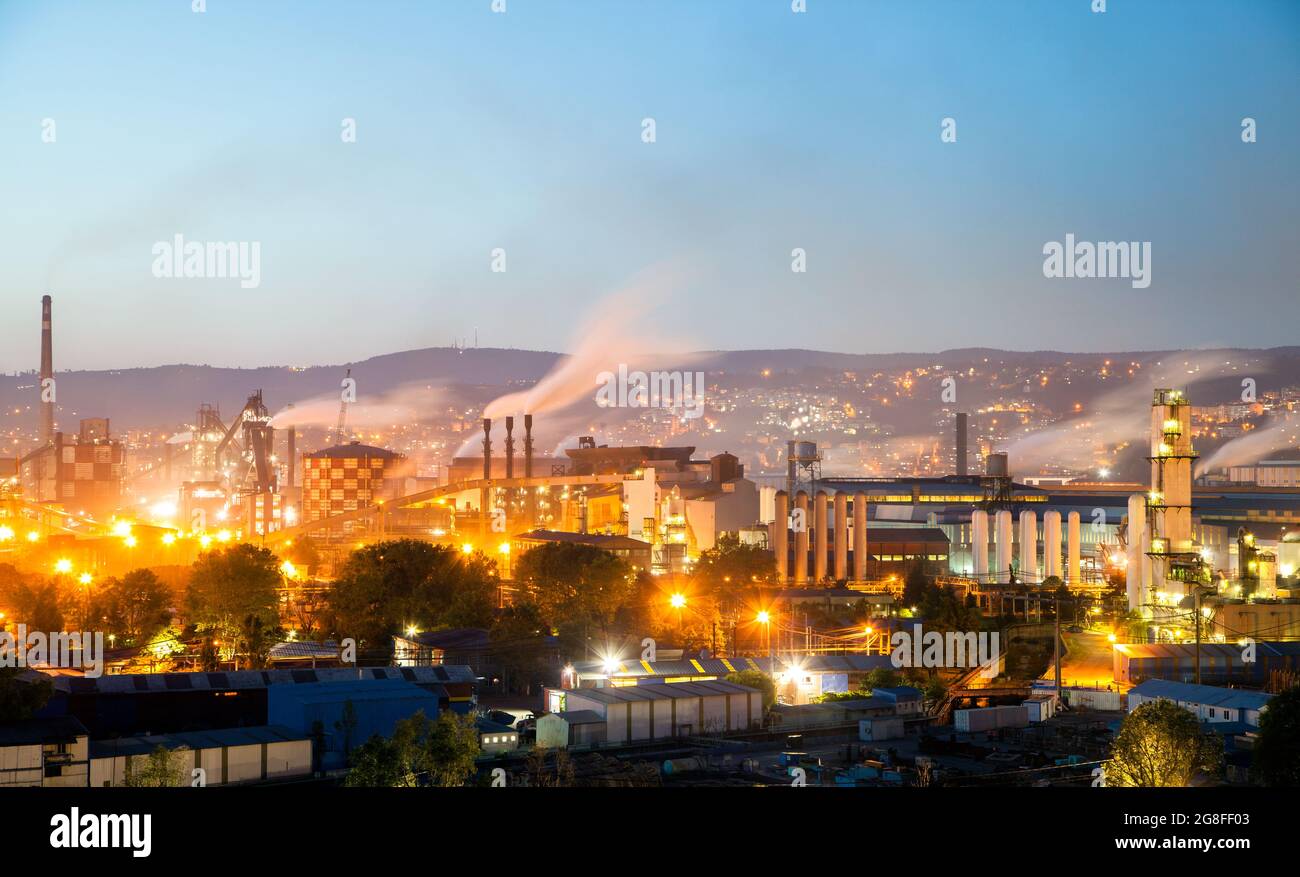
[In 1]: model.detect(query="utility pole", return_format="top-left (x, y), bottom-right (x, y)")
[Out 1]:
top-left (1194, 587), bottom-right (1202, 686)
top-left (1054, 592), bottom-right (1062, 698)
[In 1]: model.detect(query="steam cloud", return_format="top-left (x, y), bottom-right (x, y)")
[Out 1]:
top-left (1196, 413), bottom-right (1300, 476)
top-left (268, 381), bottom-right (444, 431)
top-left (482, 263), bottom-right (700, 420)
top-left (1002, 352), bottom-right (1254, 472)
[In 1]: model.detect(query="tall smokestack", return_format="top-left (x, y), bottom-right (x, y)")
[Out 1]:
top-left (523, 413), bottom-right (535, 526)
top-left (482, 418), bottom-right (492, 480)
top-left (773, 490), bottom-right (789, 581)
top-left (955, 412), bottom-right (968, 477)
top-left (504, 416), bottom-right (515, 480)
top-left (286, 424), bottom-right (296, 488)
top-left (40, 295), bottom-right (53, 444)
top-left (523, 414), bottom-right (534, 478)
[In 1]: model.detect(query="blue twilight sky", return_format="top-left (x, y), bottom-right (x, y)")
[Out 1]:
top-left (0, 0), bottom-right (1297, 372)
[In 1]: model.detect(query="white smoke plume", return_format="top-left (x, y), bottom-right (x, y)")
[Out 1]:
top-left (268, 381), bottom-right (444, 431)
top-left (1196, 413), bottom-right (1300, 477)
top-left (1002, 352), bottom-right (1250, 473)
top-left (481, 262), bottom-right (700, 420)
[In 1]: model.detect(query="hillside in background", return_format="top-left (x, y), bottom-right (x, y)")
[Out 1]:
top-left (2, 345), bottom-right (1299, 430)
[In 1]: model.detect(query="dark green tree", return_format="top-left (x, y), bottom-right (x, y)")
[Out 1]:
top-left (902, 560), bottom-right (930, 610)
top-left (343, 709), bottom-right (481, 787)
top-left (123, 745), bottom-right (189, 787)
top-left (489, 601), bottom-right (550, 694)
top-left (513, 542), bottom-right (634, 650)
top-left (0, 667), bottom-right (53, 722)
top-left (3, 579), bottom-right (64, 632)
top-left (1252, 686), bottom-right (1300, 786)
top-left (328, 540), bottom-right (498, 649)
top-left (425, 711), bottom-right (481, 787)
top-left (186, 543), bottom-right (282, 669)
top-left (87, 569), bottom-right (173, 647)
top-left (692, 535), bottom-right (777, 589)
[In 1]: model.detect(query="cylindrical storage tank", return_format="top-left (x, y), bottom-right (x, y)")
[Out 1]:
top-left (995, 510), bottom-right (1013, 583)
top-left (794, 491), bottom-right (809, 583)
top-left (814, 492), bottom-right (829, 582)
top-left (793, 441), bottom-right (818, 461)
top-left (1043, 511), bottom-right (1061, 578)
top-left (1126, 494), bottom-right (1146, 610)
top-left (833, 492), bottom-right (848, 581)
top-left (1019, 510), bottom-right (1038, 582)
top-left (853, 493), bottom-right (868, 581)
top-left (1067, 511), bottom-right (1081, 583)
top-left (773, 491), bottom-right (789, 581)
top-left (971, 509), bottom-right (989, 582)
top-left (986, 453), bottom-right (1009, 478)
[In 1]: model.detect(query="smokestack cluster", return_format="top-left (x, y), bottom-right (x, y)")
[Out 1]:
top-left (40, 295), bottom-right (54, 444)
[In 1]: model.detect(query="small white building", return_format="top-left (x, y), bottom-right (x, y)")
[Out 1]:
top-left (535, 711), bottom-right (607, 749)
top-left (859, 717), bottom-right (906, 742)
top-left (476, 719), bottom-right (519, 754)
top-left (0, 717), bottom-right (90, 788)
top-left (1126, 679), bottom-right (1273, 728)
top-left (1022, 696), bottom-right (1057, 723)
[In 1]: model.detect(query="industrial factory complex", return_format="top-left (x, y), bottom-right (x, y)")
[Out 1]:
top-left (3, 296), bottom-right (1297, 701)
top-left (6, 1), bottom-right (1299, 864)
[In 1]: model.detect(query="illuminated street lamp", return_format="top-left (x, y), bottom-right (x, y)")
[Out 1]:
top-left (670, 593), bottom-right (686, 609)
top-left (54, 558), bottom-right (73, 574)
top-left (757, 609), bottom-right (772, 655)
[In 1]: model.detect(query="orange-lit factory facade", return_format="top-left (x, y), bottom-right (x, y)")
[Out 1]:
top-left (301, 443), bottom-right (411, 523)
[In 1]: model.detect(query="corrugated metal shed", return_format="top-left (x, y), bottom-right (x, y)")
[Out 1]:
top-left (88, 724), bottom-right (307, 758)
top-left (567, 679), bottom-right (757, 704)
top-left (1129, 679), bottom-right (1273, 712)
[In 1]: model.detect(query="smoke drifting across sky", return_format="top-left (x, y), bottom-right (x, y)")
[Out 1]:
top-left (1001, 352), bottom-right (1262, 473)
top-left (268, 381), bottom-right (444, 432)
top-left (1197, 413), bottom-right (1300, 476)
top-left (443, 264), bottom-right (703, 458)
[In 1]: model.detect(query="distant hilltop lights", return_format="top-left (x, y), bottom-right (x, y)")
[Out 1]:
top-left (1042, 233), bottom-right (1151, 289)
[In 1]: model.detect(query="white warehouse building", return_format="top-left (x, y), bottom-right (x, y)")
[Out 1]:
top-left (544, 680), bottom-right (763, 743)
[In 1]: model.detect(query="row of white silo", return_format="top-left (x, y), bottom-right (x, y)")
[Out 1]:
top-left (771, 490), bottom-right (868, 582)
top-left (969, 508), bottom-right (1084, 584)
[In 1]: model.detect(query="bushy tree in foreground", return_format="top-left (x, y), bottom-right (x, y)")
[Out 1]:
top-left (344, 710), bottom-right (481, 787)
top-left (1108, 699), bottom-right (1222, 787)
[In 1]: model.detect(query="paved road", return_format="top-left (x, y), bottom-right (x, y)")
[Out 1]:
top-left (1041, 630), bottom-right (1116, 688)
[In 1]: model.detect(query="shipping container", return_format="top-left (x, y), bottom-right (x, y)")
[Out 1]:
top-left (858, 717), bottom-right (906, 742)
top-left (954, 705), bottom-right (1029, 732)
